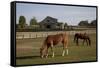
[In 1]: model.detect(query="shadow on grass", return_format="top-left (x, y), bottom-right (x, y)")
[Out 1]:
top-left (16, 55), bottom-right (62, 60)
top-left (16, 56), bottom-right (40, 59)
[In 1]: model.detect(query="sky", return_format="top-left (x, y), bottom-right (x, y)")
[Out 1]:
top-left (16, 3), bottom-right (96, 25)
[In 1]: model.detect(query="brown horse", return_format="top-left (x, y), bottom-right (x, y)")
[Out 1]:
top-left (40, 33), bottom-right (69, 58)
top-left (74, 33), bottom-right (91, 46)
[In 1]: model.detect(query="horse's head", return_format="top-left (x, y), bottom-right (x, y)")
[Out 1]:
top-left (40, 47), bottom-right (47, 58)
top-left (74, 33), bottom-right (77, 42)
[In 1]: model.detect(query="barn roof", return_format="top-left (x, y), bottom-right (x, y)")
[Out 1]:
top-left (46, 16), bottom-right (57, 20)
top-left (40, 16), bottom-right (57, 24)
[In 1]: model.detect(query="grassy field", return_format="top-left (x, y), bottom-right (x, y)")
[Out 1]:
top-left (16, 33), bottom-right (97, 66)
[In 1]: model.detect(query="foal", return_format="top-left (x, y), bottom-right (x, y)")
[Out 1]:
top-left (40, 33), bottom-right (69, 58)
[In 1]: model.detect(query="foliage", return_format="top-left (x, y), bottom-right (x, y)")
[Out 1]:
top-left (57, 22), bottom-right (63, 26)
top-left (30, 17), bottom-right (38, 26)
top-left (78, 20), bottom-right (89, 26)
top-left (64, 23), bottom-right (68, 27)
top-left (19, 16), bottom-right (26, 28)
top-left (90, 20), bottom-right (97, 26)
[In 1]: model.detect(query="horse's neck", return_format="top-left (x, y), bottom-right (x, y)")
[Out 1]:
top-left (41, 41), bottom-right (47, 49)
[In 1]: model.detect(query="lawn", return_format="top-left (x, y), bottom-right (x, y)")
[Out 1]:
top-left (16, 33), bottom-right (97, 66)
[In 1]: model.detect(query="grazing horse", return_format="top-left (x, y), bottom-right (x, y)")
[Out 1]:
top-left (74, 33), bottom-right (91, 46)
top-left (40, 33), bottom-right (69, 58)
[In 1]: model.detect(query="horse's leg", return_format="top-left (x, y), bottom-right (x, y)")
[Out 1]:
top-left (83, 39), bottom-right (85, 45)
top-left (41, 55), bottom-right (44, 58)
top-left (76, 38), bottom-right (79, 46)
top-left (62, 47), bottom-right (65, 56)
top-left (88, 38), bottom-right (91, 46)
top-left (65, 41), bottom-right (68, 55)
top-left (66, 47), bottom-right (68, 55)
top-left (86, 39), bottom-right (88, 46)
top-left (51, 41), bottom-right (55, 58)
top-left (45, 47), bottom-right (49, 58)
top-left (62, 42), bottom-right (68, 56)
top-left (74, 35), bottom-right (76, 43)
top-left (51, 47), bottom-right (54, 58)
top-left (62, 47), bottom-right (68, 56)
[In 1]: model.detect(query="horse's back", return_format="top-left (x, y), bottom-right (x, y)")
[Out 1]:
top-left (74, 33), bottom-right (89, 39)
top-left (45, 33), bottom-right (68, 45)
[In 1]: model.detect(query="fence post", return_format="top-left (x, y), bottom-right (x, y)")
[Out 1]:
top-left (36, 34), bottom-right (37, 38)
top-left (22, 34), bottom-right (24, 39)
top-left (29, 33), bottom-right (31, 39)
top-left (46, 33), bottom-right (48, 37)
top-left (42, 33), bottom-right (44, 37)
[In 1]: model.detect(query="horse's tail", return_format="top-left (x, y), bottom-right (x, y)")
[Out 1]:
top-left (88, 37), bottom-right (91, 46)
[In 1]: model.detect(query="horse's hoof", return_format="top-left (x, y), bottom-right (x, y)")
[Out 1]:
top-left (45, 56), bottom-right (48, 58)
top-left (41, 56), bottom-right (44, 58)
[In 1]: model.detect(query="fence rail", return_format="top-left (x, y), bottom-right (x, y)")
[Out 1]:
top-left (16, 30), bottom-right (96, 39)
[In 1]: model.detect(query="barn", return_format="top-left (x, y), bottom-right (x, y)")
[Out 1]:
top-left (39, 16), bottom-right (59, 29)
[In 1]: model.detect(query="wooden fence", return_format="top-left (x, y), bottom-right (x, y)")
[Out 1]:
top-left (16, 30), bottom-right (96, 39)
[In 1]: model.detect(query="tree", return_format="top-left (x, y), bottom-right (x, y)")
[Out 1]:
top-left (30, 17), bottom-right (38, 26)
top-left (78, 20), bottom-right (89, 26)
top-left (64, 23), bottom-right (68, 27)
top-left (90, 20), bottom-right (97, 26)
top-left (57, 22), bottom-right (63, 26)
top-left (19, 16), bottom-right (26, 28)
top-left (57, 22), bottom-right (64, 29)
top-left (64, 23), bottom-right (68, 29)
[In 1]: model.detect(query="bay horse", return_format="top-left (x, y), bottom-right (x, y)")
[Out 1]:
top-left (74, 33), bottom-right (91, 46)
top-left (40, 33), bottom-right (69, 58)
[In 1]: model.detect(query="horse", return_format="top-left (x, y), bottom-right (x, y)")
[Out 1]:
top-left (74, 33), bottom-right (91, 46)
top-left (40, 33), bottom-right (69, 58)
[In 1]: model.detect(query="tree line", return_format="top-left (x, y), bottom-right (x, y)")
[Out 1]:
top-left (17, 15), bottom-right (97, 29)
top-left (17, 16), bottom-right (38, 28)
top-left (78, 20), bottom-right (97, 26)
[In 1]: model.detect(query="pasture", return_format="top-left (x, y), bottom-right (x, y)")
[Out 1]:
top-left (16, 32), bottom-right (97, 65)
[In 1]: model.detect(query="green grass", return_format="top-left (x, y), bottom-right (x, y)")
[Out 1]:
top-left (16, 33), bottom-right (97, 65)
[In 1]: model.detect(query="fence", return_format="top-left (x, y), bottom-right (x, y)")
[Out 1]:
top-left (16, 30), bottom-right (96, 39)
